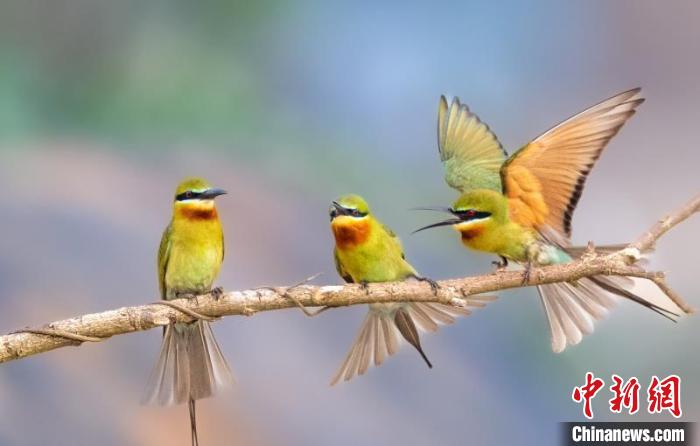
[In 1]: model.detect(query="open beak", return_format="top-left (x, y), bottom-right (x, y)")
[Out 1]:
top-left (331, 201), bottom-right (353, 216)
top-left (410, 206), bottom-right (454, 214)
top-left (201, 188), bottom-right (228, 199)
top-left (330, 201), bottom-right (344, 220)
top-left (411, 205), bottom-right (461, 234)
top-left (412, 218), bottom-right (462, 234)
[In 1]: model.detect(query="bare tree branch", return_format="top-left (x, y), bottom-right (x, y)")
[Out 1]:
top-left (1, 193), bottom-right (698, 365)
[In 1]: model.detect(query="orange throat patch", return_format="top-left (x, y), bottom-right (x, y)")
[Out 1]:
top-left (457, 223), bottom-right (485, 243)
top-left (332, 218), bottom-right (371, 249)
top-left (177, 205), bottom-right (218, 221)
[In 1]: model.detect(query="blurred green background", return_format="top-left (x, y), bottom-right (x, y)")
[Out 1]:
top-left (0, 1), bottom-right (698, 445)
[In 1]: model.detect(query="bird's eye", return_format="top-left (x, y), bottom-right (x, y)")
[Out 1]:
top-left (185, 191), bottom-right (193, 199)
top-left (454, 209), bottom-right (480, 220)
top-left (352, 209), bottom-right (361, 217)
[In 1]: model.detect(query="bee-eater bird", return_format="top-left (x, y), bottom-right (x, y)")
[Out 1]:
top-left (329, 194), bottom-right (485, 384)
top-left (415, 88), bottom-right (682, 353)
top-left (143, 177), bottom-right (233, 446)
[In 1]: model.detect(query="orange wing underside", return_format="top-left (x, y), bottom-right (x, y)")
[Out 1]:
top-left (504, 164), bottom-right (549, 229)
top-left (502, 88), bottom-right (644, 241)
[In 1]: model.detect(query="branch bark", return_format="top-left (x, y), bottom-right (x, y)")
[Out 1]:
top-left (1, 193), bottom-right (698, 365)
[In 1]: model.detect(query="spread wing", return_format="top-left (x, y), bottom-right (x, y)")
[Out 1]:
top-left (157, 222), bottom-right (173, 299)
top-left (438, 95), bottom-right (507, 193)
top-left (501, 88), bottom-right (644, 245)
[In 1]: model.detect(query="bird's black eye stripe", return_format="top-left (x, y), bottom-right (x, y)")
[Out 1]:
top-left (329, 205), bottom-right (367, 218)
top-left (347, 208), bottom-right (368, 217)
top-left (452, 209), bottom-right (492, 220)
top-left (175, 191), bottom-right (203, 201)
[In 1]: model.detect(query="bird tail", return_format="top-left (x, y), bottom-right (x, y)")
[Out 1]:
top-left (143, 321), bottom-right (233, 446)
top-left (537, 245), bottom-right (681, 353)
top-left (330, 302), bottom-right (470, 385)
top-left (189, 399), bottom-right (199, 446)
top-left (142, 320), bottom-right (233, 405)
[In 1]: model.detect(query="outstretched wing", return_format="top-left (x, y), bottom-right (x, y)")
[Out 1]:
top-left (501, 88), bottom-right (644, 245)
top-left (438, 95), bottom-right (507, 193)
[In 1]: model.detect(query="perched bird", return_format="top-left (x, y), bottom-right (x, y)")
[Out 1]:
top-left (415, 88), bottom-right (683, 353)
top-left (143, 177), bottom-right (233, 446)
top-left (329, 194), bottom-right (488, 384)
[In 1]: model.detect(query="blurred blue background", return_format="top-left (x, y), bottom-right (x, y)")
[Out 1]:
top-left (0, 1), bottom-right (698, 444)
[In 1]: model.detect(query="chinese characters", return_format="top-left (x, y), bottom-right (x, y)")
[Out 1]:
top-left (572, 373), bottom-right (681, 419)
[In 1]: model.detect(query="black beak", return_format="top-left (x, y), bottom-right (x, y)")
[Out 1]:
top-left (412, 218), bottom-right (462, 234)
top-left (201, 188), bottom-right (228, 199)
top-left (330, 201), bottom-right (353, 217)
top-left (330, 201), bottom-right (343, 220)
top-left (410, 206), bottom-right (454, 214)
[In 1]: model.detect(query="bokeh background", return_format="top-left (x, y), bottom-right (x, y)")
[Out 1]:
top-left (0, 1), bottom-right (698, 445)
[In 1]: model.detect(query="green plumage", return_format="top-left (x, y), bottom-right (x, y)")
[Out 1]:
top-left (158, 177), bottom-right (224, 299)
top-left (428, 89), bottom-right (681, 354)
top-left (329, 194), bottom-right (473, 384)
top-left (333, 218), bottom-right (416, 284)
top-left (158, 217), bottom-right (224, 300)
top-left (450, 190), bottom-right (534, 262)
top-left (438, 95), bottom-right (506, 193)
top-left (144, 177), bottom-right (232, 446)
top-left (331, 194), bottom-right (415, 283)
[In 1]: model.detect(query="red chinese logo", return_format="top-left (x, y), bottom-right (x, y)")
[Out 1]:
top-left (572, 372), bottom-right (605, 419)
top-left (647, 375), bottom-right (682, 418)
top-left (572, 374), bottom-right (682, 419)
top-left (609, 375), bottom-right (640, 415)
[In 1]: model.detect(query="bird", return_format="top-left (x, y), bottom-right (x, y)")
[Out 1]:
top-left (143, 177), bottom-right (233, 446)
top-left (328, 194), bottom-right (486, 384)
top-left (414, 88), bottom-right (683, 353)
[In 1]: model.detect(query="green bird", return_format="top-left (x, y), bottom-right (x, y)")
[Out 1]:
top-left (415, 88), bottom-right (683, 352)
top-left (143, 177), bottom-right (233, 446)
top-left (329, 194), bottom-right (488, 384)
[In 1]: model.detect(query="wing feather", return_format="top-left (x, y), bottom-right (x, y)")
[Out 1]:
top-left (438, 95), bottom-right (507, 192)
top-left (502, 88), bottom-right (644, 243)
top-left (157, 222), bottom-right (173, 299)
top-left (333, 249), bottom-right (354, 283)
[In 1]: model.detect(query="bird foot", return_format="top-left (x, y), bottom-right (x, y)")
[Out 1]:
top-left (492, 256), bottom-right (509, 273)
top-left (360, 281), bottom-right (371, 295)
top-left (412, 275), bottom-right (440, 295)
top-left (521, 262), bottom-right (533, 285)
top-left (211, 287), bottom-right (224, 300)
